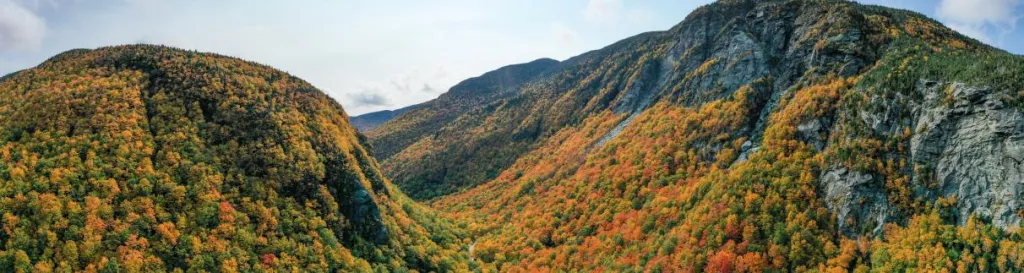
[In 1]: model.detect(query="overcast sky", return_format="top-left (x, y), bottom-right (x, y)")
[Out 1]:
top-left (1, 0), bottom-right (1022, 115)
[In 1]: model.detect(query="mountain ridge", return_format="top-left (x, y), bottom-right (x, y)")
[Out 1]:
top-left (1, 0), bottom-right (1023, 271)
top-left (0, 44), bottom-right (471, 272)
top-left (351, 107), bottom-right (417, 132)
top-left (351, 58), bottom-right (562, 133)
top-left (367, 0), bottom-right (1024, 271)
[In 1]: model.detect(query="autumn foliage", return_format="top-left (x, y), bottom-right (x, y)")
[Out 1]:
top-left (0, 45), bottom-right (469, 272)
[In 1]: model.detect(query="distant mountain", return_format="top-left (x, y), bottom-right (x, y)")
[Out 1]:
top-left (365, 58), bottom-right (559, 163)
top-left (0, 45), bottom-right (469, 272)
top-left (371, 0), bottom-right (1024, 271)
top-left (4, 0), bottom-right (1024, 271)
top-left (350, 107), bottom-right (416, 132)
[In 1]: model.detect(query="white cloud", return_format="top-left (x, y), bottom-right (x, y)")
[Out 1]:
top-left (0, 0), bottom-right (704, 115)
top-left (0, 0), bottom-right (46, 52)
top-left (938, 0), bottom-right (1022, 26)
top-left (583, 0), bottom-right (623, 24)
top-left (346, 89), bottom-right (392, 107)
top-left (945, 22), bottom-right (993, 44)
top-left (937, 0), bottom-right (1023, 44)
top-left (9, 0), bottom-right (58, 10)
top-left (551, 21), bottom-right (578, 45)
top-left (421, 84), bottom-right (436, 93)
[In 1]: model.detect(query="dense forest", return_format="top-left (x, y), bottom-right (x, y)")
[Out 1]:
top-left (363, 58), bottom-right (561, 199)
top-left (371, 0), bottom-right (1024, 271)
top-left (3, 0), bottom-right (1024, 272)
top-left (0, 45), bottom-right (470, 272)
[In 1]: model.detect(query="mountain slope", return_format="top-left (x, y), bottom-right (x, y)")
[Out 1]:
top-left (365, 58), bottom-right (559, 199)
top-left (0, 45), bottom-right (470, 272)
top-left (350, 107), bottom-right (417, 132)
top-left (374, 0), bottom-right (924, 201)
top-left (373, 0), bottom-right (1023, 271)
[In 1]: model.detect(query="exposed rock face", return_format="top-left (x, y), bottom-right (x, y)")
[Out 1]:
top-left (822, 80), bottom-right (1024, 234)
top-left (349, 187), bottom-right (390, 243)
top-left (821, 167), bottom-right (891, 236)
top-left (911, 82), bottom-right (1024, 229)
top-left (798, 118), bottom-right (827, 151)
top-left (371, 0), bottom-right (1021, 239)
top-left (734, 140), bottom-right (759, 164)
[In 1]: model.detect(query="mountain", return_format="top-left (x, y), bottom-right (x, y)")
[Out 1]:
top-left (364, 58), bottom-right (560, 198)
top-left (350, 107), bottom-right (416, 132)
top-left (0, 45), bottom-right (470, 272)
top-left (370, 0), bottom-right (1024, 271)
top-left (365, 58), bottom-right (559, 159)
top-left (4, 0), bottom-right (1024, 272)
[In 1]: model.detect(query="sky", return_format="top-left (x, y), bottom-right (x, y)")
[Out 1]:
top-left (1, 0), bottom-right (1022, 115)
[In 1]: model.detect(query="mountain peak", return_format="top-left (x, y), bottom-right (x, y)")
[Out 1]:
top-left (0, 44), bottom-right (470, 272)
top-left (365, 0), bottom-right (1024, 270)
top-left (4, 2), bottom-right (1024, 272)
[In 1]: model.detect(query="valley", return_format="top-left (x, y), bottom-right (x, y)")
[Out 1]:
top-left (2, 0), bottom-right (1024, 272)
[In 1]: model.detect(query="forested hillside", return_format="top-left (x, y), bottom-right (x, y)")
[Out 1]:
top-left (3, 0), bottom-right (1024, 272)
top-left (351, 107), bottom-right (416, 132)
top-left (364, 58), bottom-right (559, 199)
top-left (372, 0), bottom-right (1024, 271)
top-left (0, 45), bottom-right (470, 272)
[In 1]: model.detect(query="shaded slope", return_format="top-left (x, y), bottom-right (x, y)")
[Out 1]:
top-left (0, 45), bottom-right (470, 272)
